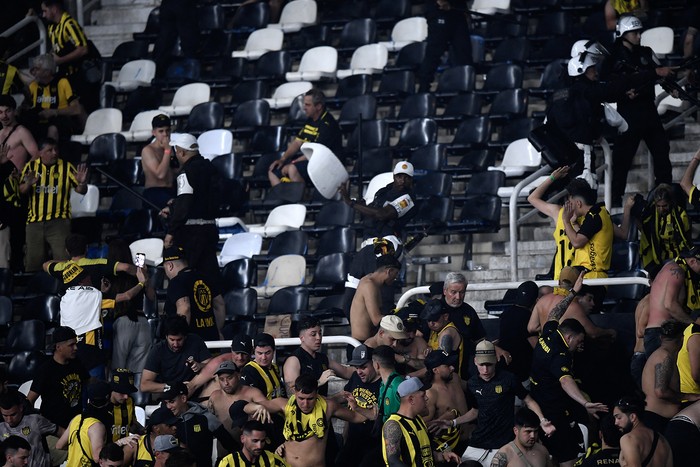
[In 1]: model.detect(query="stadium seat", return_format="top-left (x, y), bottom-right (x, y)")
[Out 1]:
top-left (491, 117), bottom-right (538, 148)
top-left (447, 116), bottom-right (491, 154)
top-left (120, 110), bottom-right (163, 143)
top-left (264, 82), bottom-right (313, 109)
top-left (315, 227), bottom-right (356, 256)
top-left (641, 26), bottom-right (674, 56)
top-left (363, 172), bottom-right (394, 203)
top-left (222, 258), bottom-right (258, 291)
top-left (198, 129), bottom-right (233, 161)
top-left (327, 74), bottom-right (373, 108)
top-left (285, 46), bottom-right (338, 81)
top-left (0, 271), bottom-right (12, 297)
top-left (269, 0), bottom-right (317, 33)
top-left (337, 18), bottom-right (377, 54)
top-left (386, 92), bottom-right (436, 126)
top-left (346, 119), bottom-right (390, 155)
top-left (251, 182), bottom-right (305, 209)
top-left (119, 209), bottom-right (154, 242)
top-left (70, 184), bottom-right (100, 218)
top-left (350, 147), bottom-right (393, 179)
top-left (223, 288), bottom-right (258, 322)
top-left (247, 51), bottom-right (292, 82)
top-left (374, 70), bottom-right (415, 105)
top-left (378, 17), bottom-right (428, 52)
top-left (383, 41), bottom-right (427, 73)
top-left (528, 59), bottom-right (568, 99)
top-left (254, 230), bottom-right (308, 264)
top-left (105, 40), bottom-right (150, 68)
top-left (488, 88), bottom-right (528, 120)
top-left (8, 351), bottom-right (45, 385)
top-left (338, 95), bottom-right (377, 130)
top-left (393, 118), bottom-right (438, 154)
top-left (132, 7), bottom-right (160, 42)
top-left (435, 93), bottom-right (484, 127)
top-left (25, 295), bottom-right (60, 329)
top-left (218, 232), bottom-right (263, 267)
top-left (158, 82), bottom-right (211, 117)
top-left (489, 138), bottom-right (541, 177)
top-left (286, 24), bottom-right (330, 55)
top-left (227, 1), bottom-right (270, 34)
top-left (303, 201), bottom-right (355, 234)
top-left (531, 11), bottom-right (573, 41)
top-left (129, 238), bottom-right (164, 267)
top-left (185, 102), bottom-right (224, 135)
top-left (409, 144), bottom-right (446, 173)
top-left (104, 59), bottom-right (155, 92)
top-left (491, 37), bottom-right (531, 65)
top-left (336, 44), bottom-right (389, 79)
top-left (252, 257), bottom-right (307, 298)
top-left (238, 126), bottom-right (287, 163)
top-left (406, 195), bottom-right (454, 232)
top-left (472, 0), bottom-right (511, 15)
top-left (232, 28), bottom-right (284, 60)
top-left (265, 286), bottom-right (309, 316)
top-left (71, 109), bottom-right (123, 145)
top-left (4, 320), bottom-right (45, 355)
top-left (87, 133), bottom-right (126, 167)
top-left (246, 204), bottom-right (307, 238)
top-left (476, 64), bottom-right (523, 97)
top-left (211, 153), bottom-right (243, 180)
top-left (373, 0), bottom-right (411, 24)
top-left (228, 81), bottom-right (268, 111)
top-left (306, 253), bottom-right (352, 296)
top-left (413, 172), bottom-right (453, 199)
top-left (435, 65), bottom-right (476, 98)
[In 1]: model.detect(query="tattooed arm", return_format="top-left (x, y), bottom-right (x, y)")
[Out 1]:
top-left (438, 327), bottom-right (460, 353)
top-left (654, 354), bottom-right (686, 403)
top-left (547, 271), bottom-right (584, 322)
top-left (383, 420), bottom-right (409, 467)
top-left (661, 265), bottom-right (693, 324)
top-left (490, 450), bottom-right (509, 467)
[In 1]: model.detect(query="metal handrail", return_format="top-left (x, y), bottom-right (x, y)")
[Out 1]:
top-left (396, 275), bottom-right (650, 308)
top-left (75, 0), bottom-right (101, 28)
top-left (205, 335), bottom-right (362, 350)
top-left (506, 139), bottom-right (613, 281)
top-left (0, 16), bottom-right (47, 63)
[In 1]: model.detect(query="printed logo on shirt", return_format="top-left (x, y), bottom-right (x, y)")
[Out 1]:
top-left (495, 385), bottom-right (502, 394)
top-left (193, 424), bottom-right (201, 433)
top-left (21, 427), bottom-right (30, 435)
top-left (193, 279), bottom-right (212, 312)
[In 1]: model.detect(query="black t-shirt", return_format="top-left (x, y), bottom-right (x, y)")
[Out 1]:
top-left (529, 320), bottom-right (576, 419)
top-left (364, 183), bottom-right (417, 238)
top-left (143, 334), bottom-right (211, 384)
top-left (176, 412), bottom-right (212, 467)
top-left (344, 373), bottom-right (381, 437)
top-left (466, 369), bottom-right (528, 449)
top-left (497, 304), bottom-right (533, 382)
top-left (292, 347), bottom-right (330, 396)
top-left (296, 109), bottom-right (342, 157)
top-left (30, 358), bottom-right (89, 428)
top-left (165, 268), bottom-right (220, 341)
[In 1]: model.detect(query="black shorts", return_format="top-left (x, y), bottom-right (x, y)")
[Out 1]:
top-left (541, 417), bottom-right (583, 463)
top-left (665, 418), bottom-right (700, 467)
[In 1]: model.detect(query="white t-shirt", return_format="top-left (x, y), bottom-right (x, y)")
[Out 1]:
top-left (60, 286), bottom-right (102, 335)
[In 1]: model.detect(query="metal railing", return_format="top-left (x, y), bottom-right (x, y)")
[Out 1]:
top-left (205, 335), bottom-right (362, 350)
top-left (507, 139), bottom-right (613, 281)
top-left (75, 0), bottom-right (101, 28)
top-left (396, 275), bottom-right (650, 309)
top-left (0, 16), bottom-right (47, 63)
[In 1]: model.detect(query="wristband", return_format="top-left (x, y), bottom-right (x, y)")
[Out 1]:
top-left (137, 282), bottom-right (145, 288)
top-left (549, 175), bottom-right (555, 181)
top-left (540, 418), bottom-right (549, 424)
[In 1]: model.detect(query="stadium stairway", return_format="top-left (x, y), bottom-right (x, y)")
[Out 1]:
top-left (83, 0), bottom-right (156, 56)
top-left (406, 120), bottom-right (700, 316)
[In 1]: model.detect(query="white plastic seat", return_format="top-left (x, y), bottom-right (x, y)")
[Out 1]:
top-left (488, 138), bottom-right (541, 177)
top-left (104, 59), bottom-right (155, 92)
top-left (336, 44), bottom-right (389, 79)
top-left (158, 83), bottom-right (211, 117)
top-left (70, 184), bottom-right (100, 218)
top-left (252, 254), bottom-right (306, 298)
top-left (264, 82), bottom-right (313, 109)
top-left (268, 0), bottom-right (317, 33)
top-left (472, 0), bottom-right (511, 15)
top-left (378, 17), bottom-right (428, 52)
top-left (70, 108), bottom-right (123, 145)
top-left (129, 238), bottom-right (165, 267)
top-left (232, 28), bottom-right (284, 60)
top-left (578, 423), bottom-right (589, 452)
top-left (641, 27), bottom-right (674, 56)
top-left (120, 110), bottom-right (163, 143)
top-left (135, 406), bottom-right (146, 427)
top-left (285, 46), bottom-right (338, 82)
top-left (217, 232), bottom-right (263, 267)
top-left (498, 175), bottom-right (548, 199)
top-left (198, 129), bottom-right (233, 160)
top-left (363, 172), bottom-right (394, 203)
top-left (248, 204), bottom-right (307, 238)
top-left (302, 142), bottom-right (348, 199)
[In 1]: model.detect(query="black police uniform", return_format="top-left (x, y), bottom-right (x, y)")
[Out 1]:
top-left (603, 40), bottom-right (672, 202)
top-left (529, 321), bottom-right (583, 463)
top-left (152, 0), bottom-right (199, 75)
top-left (168, 154), bottom-right (222, 289)
top-left (417, 0), bottom-right (472, 92)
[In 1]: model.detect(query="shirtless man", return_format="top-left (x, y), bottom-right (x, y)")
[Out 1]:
top-left (140, 113), bottom-right (175, 209)
top-left (641, 320), bottom-right (696, 433)
top-left (613, 396), bottom-right (673, 467)
top-left (363, 315), bottom-right (408, 350)
top-left (349, 255), bottom-right (400, 341)
top-left (631, 294), bottom-right (650, 388)
top-left (206, 361), bottom-right (265, 436)
top-left (664, 399), bottom-right (700, 467)
top-left (186, 334), bottom-right (252, 398)
top-left (528, 266), bottom-right (616, 341)
top-left (245, 373), bottom-right (366, 467)
top-left (645, 250), bottom-right (700, 356)
top-left (490, 408), bottom-right (554, 467)
top-left (423, 350), bottom-right (470, 452)
top-left (0, 95), bottom-right (38, 170)
top-left (393, 311), bottom-right (429, 371)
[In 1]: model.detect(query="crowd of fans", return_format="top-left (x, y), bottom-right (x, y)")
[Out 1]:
top-left (2, 0), bottom-right (700, 467)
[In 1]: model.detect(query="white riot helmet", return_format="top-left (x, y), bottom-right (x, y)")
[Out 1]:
top-left (570, 39), bottom-right (609, 58)
top-left (567, 53), bottom-right (599, 77)
top-left (616, 15), bottom-right (643, 37)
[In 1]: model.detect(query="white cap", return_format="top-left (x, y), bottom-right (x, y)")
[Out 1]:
top-left (170, 133), bottom-right (198, 151)
top-left (393, 161), bottom-right (414, 177)
top-left (380, 315), bottom-right (408, 340)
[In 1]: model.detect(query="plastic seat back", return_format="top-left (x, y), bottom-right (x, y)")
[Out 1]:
top-left (222, 258), bottom-right (257, 290)
top-left (171, 83), bottom-right (211, 107)
top-left (224, 288), bottom-right (258, 319)
top-left (641, 26), bottom-right (674, 56)
top-left (129, 238), bottom-right (164, 266)
top-left (265, 204), bottom-right (307, 229)
top-left (186, 102), bottom-right (224, 133)
top-left (262, 255), bottom-right (307, 288)
top-left (71, 184), bottom-right (100, 218)
top-left (317, 227), bottom-right (356, 256)
top-left (83, 109), bottom-right (123, 136)
top-left (363, 172), bottom-right (394, 203)
top-left (6, 320), bottom-right (45, 353)
top-left (298, 46), bottom-right (338, 74)
top-left (221, 232), bottom-right (263, 259)
top-left (267, 286), bottom-right (309, 315)
top-left (198, 129), bottom-right (234, 160)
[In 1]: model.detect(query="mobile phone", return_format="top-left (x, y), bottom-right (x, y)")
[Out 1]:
top-left (134, 252), bottom-right (146, 268)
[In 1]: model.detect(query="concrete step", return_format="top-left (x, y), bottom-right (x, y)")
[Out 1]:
top-left (90, 7), bottom-right (154, 27)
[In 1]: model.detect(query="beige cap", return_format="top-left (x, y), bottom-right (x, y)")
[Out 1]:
top-left (558, 266), bottom-right (579, 287)
top-left (380, 315), bottom-right (408, 340)
top-left (475, 340), bottom-right (497, 365)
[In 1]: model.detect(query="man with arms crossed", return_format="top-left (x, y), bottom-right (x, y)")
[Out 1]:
top-left (490, 408), bottom-right (554, 467)
top-left (244, 374), bottom-right (366, 467)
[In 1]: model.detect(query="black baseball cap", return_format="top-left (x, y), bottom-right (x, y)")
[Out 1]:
top-left (347, 345), bottom-right (372, 366)
top-left (420, 300), bottom-right (446, 322)
top-left (162, 246), bottom-right (185, 263)
top-left (53, 326), bottom-right (77, 344)
top-left (162, 382), bottom-right (187, 400)
top-left (152, 114), bottom-right (171, 128)
top-left (231, 334), bottom-right (253, 354)
top-left (425, 350), bottom-right (458, 370)
top-left (149, 406), bottom-right (179, 426)
top-left (111, 369), bottom-right (138, 394)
